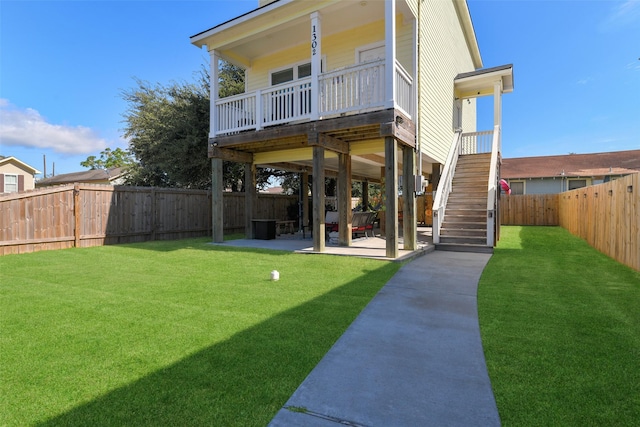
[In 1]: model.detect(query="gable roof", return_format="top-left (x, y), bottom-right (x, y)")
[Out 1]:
top-left (0, 156), bottom-right (41, 174)
top-left (502, 150), bottom-right (640, 179)
top-left (36, 167), bottom-right (126, 186)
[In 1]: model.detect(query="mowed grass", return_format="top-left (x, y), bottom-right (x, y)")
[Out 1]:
top-left (0, 238), bottom-right (400, 426)
top-left (479, 226), bottom-right (640, 426)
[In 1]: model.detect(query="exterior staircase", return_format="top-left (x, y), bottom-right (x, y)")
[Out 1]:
top-left (436, 153), bottom-right (494, 253)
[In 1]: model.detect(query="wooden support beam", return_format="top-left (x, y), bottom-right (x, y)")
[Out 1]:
top-left (244, 163), bottom-right (256, 238)
top-left (403, 146), bottom-right (417, 250)
top-left (312, 133), bottom-right (349, 154)
top-left (338, 153), bottom-right (352, 246)
top-left (380, 121), bottom-right (416, 148)
top-left (302, 172), bottom-right (309, 234)
top-left (209, 146), bottom-right (253, 163)
top-left (312, 145), bottom-right (325, 252)
top-left (211, 158), bottom-right (224, 243)
top-left (385, 137), bottom-right (398, 258)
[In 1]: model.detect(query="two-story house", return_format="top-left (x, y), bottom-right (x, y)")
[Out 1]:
top-left (191, 0), bottom-right (513, 256)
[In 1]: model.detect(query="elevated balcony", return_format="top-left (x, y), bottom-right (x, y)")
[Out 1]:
top-left (214, 59), bottom-right (414, 137)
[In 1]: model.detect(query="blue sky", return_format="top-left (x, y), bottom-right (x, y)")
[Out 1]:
top-left (1, 0), bottom-right (638, 177)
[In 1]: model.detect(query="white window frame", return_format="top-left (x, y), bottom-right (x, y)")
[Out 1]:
top-left (508, 180), bottom-right (525, 195)
top-left (4, 174), bottom-right (18, 193)
top-left (567, 178), bottom-right (590, 190)
top-left (269, 58), bottom-right (325, 87)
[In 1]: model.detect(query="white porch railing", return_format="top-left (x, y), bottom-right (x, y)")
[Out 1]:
top-left (486, 125), bottom-right (501, 247)
top-left (460, 130), bottom-right (494, 154)
top-left (432, 131), bottom-right (463, 244)
top-left (394, 60), bottom-right (414, 118)
top-left (214, 60), bottom-right (414, 136)
top-left (319, 60), bottom-right (385, 115)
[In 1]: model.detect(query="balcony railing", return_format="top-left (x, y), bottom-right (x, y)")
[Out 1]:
top-left (214, 59), bottom-right (414, 136)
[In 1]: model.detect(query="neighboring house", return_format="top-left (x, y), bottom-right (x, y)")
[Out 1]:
top-left (0, 156), bottom-right (41, 194)
top-left (191, 0), bottom-right (513, 255)
top-left (36, 167), bottom-right (127, 188)
top-left (502, 150), bottom-right (640, 195)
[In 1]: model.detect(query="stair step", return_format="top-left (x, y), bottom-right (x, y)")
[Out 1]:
top-left (435, 243), bottom-right (494, 254)
top-left (440, 228), bottom-right (486, 237)
top-left (441, 221), bottom-right (486, 229)
top-left (440, 235), bottom-right (488, 245)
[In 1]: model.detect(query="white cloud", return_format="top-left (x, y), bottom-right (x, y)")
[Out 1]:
top-left (600, 0), bottom-right (640, 31)
top-left (0, 99), bottom-right (108, 154)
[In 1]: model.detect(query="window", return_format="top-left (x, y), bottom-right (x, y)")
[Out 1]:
top-left (509, 180), bottom-right (525, 195)
top-left (568, 179), bottom-right (587, 190)
top-left (270, 62), bottom-right (312, 86)
top-left (4, 174), bottom-right (18, 193)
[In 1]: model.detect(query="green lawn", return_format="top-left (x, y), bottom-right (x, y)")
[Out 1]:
top-left (0, 238), bottom-right (400, 426)
top-left (479, 226), bottom-right (640, 426)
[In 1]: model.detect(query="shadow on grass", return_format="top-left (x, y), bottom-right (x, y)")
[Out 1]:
top-left (37, 263), bottom-right (398, 427)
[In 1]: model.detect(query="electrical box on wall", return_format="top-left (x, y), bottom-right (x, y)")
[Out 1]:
top-left (415, 175), bottom-right (428, 195)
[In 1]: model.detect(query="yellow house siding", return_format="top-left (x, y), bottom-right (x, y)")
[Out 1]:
top-left (247, 15), bottom-right (414, 91)
top-left (418, 0), bottom-right (476, 165)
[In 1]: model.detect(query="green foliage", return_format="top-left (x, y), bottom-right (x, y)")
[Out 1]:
top-left (479, 226), bottom-right (640, 426)
top-left (121, 63), bottom-right (275, 190)
top-left (80, 147), bottom-right (134, 171)
top-left (121, 75), bottom-right (211, 188)
top-left (0, 238), bottom-right (399, 426)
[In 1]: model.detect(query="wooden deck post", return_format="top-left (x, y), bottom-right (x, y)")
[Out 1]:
top-left (403, 145), bottom-right (417, 250)
top-left (302, 172), bottom-right (309, 234)
top-left (312, 145), bottom-right (325, 252)
top-left (244, 163), bottom-right (256, 238)
top-left (385, 136), bottom-right (398, 258)
top-left (338, 153), bottom-right (352, 246)
top-left (211, 158), bottom-right (224, 243)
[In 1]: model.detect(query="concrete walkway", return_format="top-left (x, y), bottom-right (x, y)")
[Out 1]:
top-left (269, 250), bottom-right (500, 427)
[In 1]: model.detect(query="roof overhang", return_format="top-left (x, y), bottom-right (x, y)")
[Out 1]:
top-left (453, 0), bottom-right (482, 69)
top-left (190, 0), bottom-right (415, 67)
top-left (454, 64), bottom-right (514, 99)
top-left (0, 156), bottom-right (41, 174)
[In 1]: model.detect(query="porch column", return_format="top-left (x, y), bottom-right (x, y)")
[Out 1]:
top-left (362, 180), bottom-right (369, 210)
top-left (244, 163), bottom-right (257, 238)
top-left (402, 145), bottom-right (417, 250)
top-left (385, 137), bottom-right (399, 258)
top-left (310, 12), bottom-right (322, 121)
top-left (385, 0), bottom-right (396, 109)
top-left (312, 145), bottom-right (325, 252)
top-left (494, 80), bottom-right (502, 150)
top-left (302, 172), bottom-right (309, 235)
top-left (209, 51), bottom-right (219, 138)
top-left (211, 158), bottom-right (224, 243)
top-left (338, 153), bottom-right (352, 246)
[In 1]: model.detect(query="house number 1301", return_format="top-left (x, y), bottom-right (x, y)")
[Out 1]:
top-left (311, 25), bottom-right (318, 56)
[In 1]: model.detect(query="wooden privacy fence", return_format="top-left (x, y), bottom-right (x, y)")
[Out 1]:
top-left (500, 194), bottom-right (559, 226)
top-left (0, 184), bottom-right (297, 255)
top-left (559, 174), bottom-right (639, 271)
top-left (499, 175), bottom-right (638, 271)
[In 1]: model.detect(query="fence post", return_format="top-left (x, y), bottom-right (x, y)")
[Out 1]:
top-left (74, 184), bottom-right (81, 248)
top-left (150, 188), bottom-right (157, 241)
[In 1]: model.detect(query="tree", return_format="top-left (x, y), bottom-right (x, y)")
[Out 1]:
top-left (121, 64), bottom-right (275, 190)
top-left (81, 147), bottom-right (134, 170)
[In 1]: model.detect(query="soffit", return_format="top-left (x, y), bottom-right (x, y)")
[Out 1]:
top-left (454, 64), bottom-right (514, 99)
top-left (191, 0), bottom-right (413, 64)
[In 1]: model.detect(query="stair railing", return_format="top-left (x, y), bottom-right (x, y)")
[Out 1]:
top-left (432, 130), bottom-right (463, 244)
top-left (486, 125), bottom-right (501, 247)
